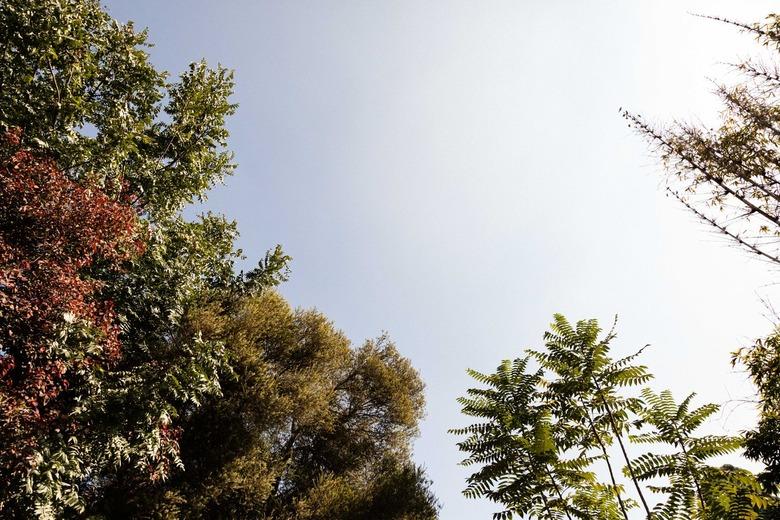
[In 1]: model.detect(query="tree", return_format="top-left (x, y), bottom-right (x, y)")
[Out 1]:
top-left (450, 357), bottom-right (609, 520)
top-left (0, 0), bottom-right (236, 219)
top-left (528, 316), bottom-right (654, 518)
top-left (0, 0), bottom-right (258, 516)
top-left (624, 15), bottom-right (780, 266)
top-left (625, 13), bottom-right (780, 504)
top-left (631, 389), bottom-right (744, 519)
top-left (0, 129), bottom-right (143, 514)
top-left (733, 331), bottom-right (780, 497)
top-left (1, 1), bottom-right (439, 517)
top-left (91, 290), bottom-right (439, 519)
top-left (452, 315), bottom-right (774, 520)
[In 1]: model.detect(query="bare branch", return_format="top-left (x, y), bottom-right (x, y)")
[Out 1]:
top-left (668, 187), bottom-right (780, 266)
top-left (689, 13), bottom-right (766, 38)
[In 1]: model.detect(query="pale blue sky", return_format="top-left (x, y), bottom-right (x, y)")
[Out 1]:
top-left (105, 1), bottom-right (779, 518)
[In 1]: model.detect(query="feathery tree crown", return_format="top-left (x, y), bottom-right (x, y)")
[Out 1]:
top-left (452, 315), bottom-right (774, 520)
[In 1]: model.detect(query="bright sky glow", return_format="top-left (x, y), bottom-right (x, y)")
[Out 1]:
top-left (105, 1), bottom-right (780, 517)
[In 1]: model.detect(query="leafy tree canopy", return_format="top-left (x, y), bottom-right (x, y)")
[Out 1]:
top-left (0, 130), bottom-right (143, 513)
top-left (0, 0), bottom-right (235, 218)
top-left (1, 0), bottom-right (279, 516)
top-left (1, 2), bottom-right (437, 518)
top-left (92, 290), bottom-right (438, 520)
top-left (452, 315), bottom-right (775, 520)
top-left (734, 330), bottom-right (780, 495)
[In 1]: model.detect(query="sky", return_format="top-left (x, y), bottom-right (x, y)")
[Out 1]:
top-left (105, 1), bottom-right (780, 518)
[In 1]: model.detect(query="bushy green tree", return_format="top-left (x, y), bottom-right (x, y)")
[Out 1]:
top-left (528, 316), bottom-right (654, 518)
top-left (91, 290), bottom-right (438, 519)
top-left (1, 1), bottom-right (438, 518)
top-left (733, 331), bottom-right (780, 496)
top-left (1, 0), bottom-right (276, 516)
top-left (450, 357), bottom-right (611, 520)
top-left (0, 0), bottom-right (235, 218)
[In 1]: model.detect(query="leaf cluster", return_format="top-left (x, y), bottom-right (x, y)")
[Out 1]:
top-left (452, 315), bottom-right (774, 520)
top-left (91, 291), bottom-right (437, 519)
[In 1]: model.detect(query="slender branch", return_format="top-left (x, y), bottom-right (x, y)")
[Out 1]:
top-left (677, 116), bottom-right (780, 200)
top-left (626, 113), bottom-right (780, 228)
top-left (736, 60), bottom-right (780, 85)
top-left (581, 404), bottom-right (630, 520)
top-left (718, 85), bottom-right (780, 145)
top-left (679, 143), bottom-right (778, 225)
top-left (267, 424), bottom-right (300, 502)
top-left (593, 380), bottom-right (653, 519)
top-left (539, 489), bottom-right (554, 520)
top-left (154, 124), bottom-right (209, 175)
top-left (668, 188), bottom-right (780, 265)
top-left (46, 58), bottom-right (62, 127)
top-left (689, 14), bottom-right (766, 38)
top-left (675, 430), bottom-right (707, 514)
top-left (46, 58), bottom-right (61, 106)
top-left (544, 464), bottom-right (573, 520)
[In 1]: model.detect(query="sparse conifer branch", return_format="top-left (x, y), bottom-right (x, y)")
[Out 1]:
top-left (667, 187), bottom-right (780, 265)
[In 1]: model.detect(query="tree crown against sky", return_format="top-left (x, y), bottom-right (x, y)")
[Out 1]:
top-left (453, 17), bottom-right (780, 517)
top-left (0, 0), bottom-right (250, 515)
top-left (93, 290), bottom-right (437, 519)
top-left (626, 14), bottom-right (780, 267)
top-left (0, 0), bottom-right (436, 518)
top-left (627, 13), bottom-right (780, 503)
top-left (7, 1), bottom-right (780, 519)
top-left (452, 316), bottom-right (776, 520)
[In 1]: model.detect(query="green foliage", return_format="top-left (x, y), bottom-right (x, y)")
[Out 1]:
top-left (451, 323), bottom-right (644, 520)
top-left (294, 460), bottom-right (439, 520)
top-left (734, 329), bottom-right (780, 495)
top-left (569, 484), bottom-right (631, 520)
top-left (453, 315), bottom-right (774, 520)
top-left (90, 291), bottom-right (438, 519)
top-left (530, 315), bottom-right (653, 518)
top-left (625, 11), bottom-right (780, 519)
top-left (0, 0), bottom-right (236, 219)
top-left (630, 389), bottom-right (745, 519)
top-left (451, 358), bottom-right (579, 519)
top-left (0, 0), bottom-right (436, 518)
top-left (0, 1), bottom-right (436, 517)
top-left (700, 466), bottom-right (774, 520)
top-left (0, 0), bottom-right (268, 516)
top-left (241, 244), bottom-right (293, 293)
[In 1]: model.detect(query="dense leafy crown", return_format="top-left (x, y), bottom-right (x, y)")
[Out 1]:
top-left (0, 0), bottom-right (236, 219)
top-left (1, 0), bottom-right (250, 516)
top-left (0, 1), bottom-right (437, 518)
top-left (92, 291), bottom-right (438, 519)
top-left (734, 330), bottom-right (780, 494)
top-left (0, 129), bottom-right (143, 510)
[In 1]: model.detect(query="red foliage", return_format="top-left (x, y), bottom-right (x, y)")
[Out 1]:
top-left (0, 129), bottom-right (144, 476)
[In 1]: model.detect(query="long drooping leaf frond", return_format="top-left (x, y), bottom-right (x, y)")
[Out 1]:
top-left (631, 389), bottom-right (762, 519)
top-left (452, 357), bottom-right (594, 519)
